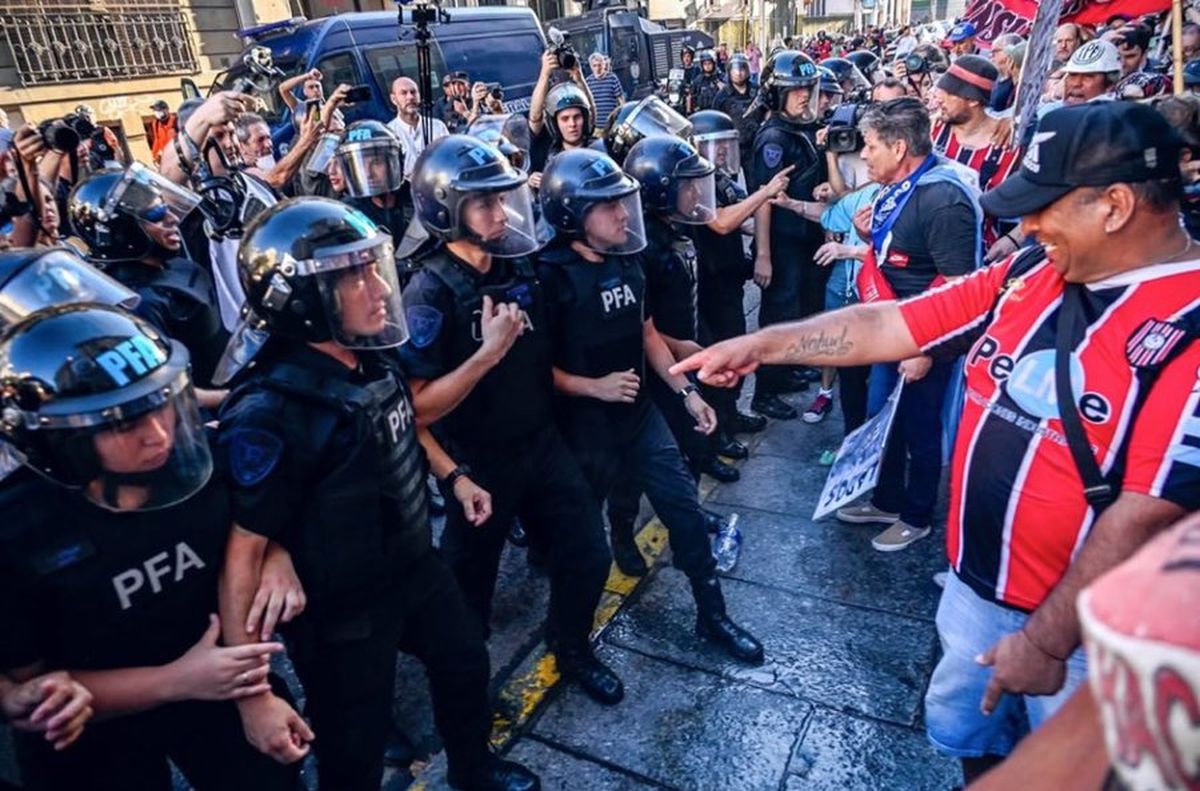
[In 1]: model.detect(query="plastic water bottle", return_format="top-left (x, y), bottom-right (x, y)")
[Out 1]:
top-left (712, 513), bottom-right (742, 573)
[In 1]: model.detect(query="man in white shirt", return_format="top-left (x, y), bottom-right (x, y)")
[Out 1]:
top-left (386, 76), bottom-right (450, 178)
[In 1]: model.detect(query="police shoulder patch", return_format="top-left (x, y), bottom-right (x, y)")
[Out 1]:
top-left (762, 143), bottom-right (784, 170)
top-left (227, 428), bottom-right (283, 488)
top-left (406, 304), bottom-right (444, 349)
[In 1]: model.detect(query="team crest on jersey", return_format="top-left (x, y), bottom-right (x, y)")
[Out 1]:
top-left (1126, 319), bottom-right (1188, 369)
top-left (1001, 277), bottom-right (1026, 301)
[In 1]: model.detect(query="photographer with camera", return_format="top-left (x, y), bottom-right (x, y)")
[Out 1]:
top-left (468, 81), bottom-right (506, 123)
top-left (433, 73), bottom-right (472, 133)
top-left (528, 44), bottom-right (597, 180)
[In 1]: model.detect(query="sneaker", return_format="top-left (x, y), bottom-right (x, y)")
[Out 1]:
top-left (835, 503), bottom-right (899, 525)
top-left (872, 521), bottom-right (931, 552)
top-left (803, 392), bottom-right (834, 424)
top-left (932, 571), bottom-right (948, 589)
top-left (818, 449), bottom-right (837, 466)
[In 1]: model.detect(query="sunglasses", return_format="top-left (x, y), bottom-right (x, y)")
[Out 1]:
top-left (137, 204), bottom-right (170, 223)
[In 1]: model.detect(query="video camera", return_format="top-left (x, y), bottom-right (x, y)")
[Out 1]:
top-left (37, 113), bottom-right (95, 154)
top-left (546, 27), bottom-right (578, 71)
top-left (825, 102), bottom-right (869, 154)
top-left (228, 46), bottom-right (285, 97)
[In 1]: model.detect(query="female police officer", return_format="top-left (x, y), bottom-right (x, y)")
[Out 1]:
top-left (0, 305), bottom-right (300, 790)
top-left (216, 197), bottom-right (538, 791)
top-left (400, 135), bottom-right (622, 705)
top-left (536, 148), bottom-right (764, 664)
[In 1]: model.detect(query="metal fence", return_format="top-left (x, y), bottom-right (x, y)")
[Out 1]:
top-left (0, 0), bottom-right (200, 86)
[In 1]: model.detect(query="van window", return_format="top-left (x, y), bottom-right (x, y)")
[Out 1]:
top-left (439, 33), bottom-right (542, 92)
top-left (315, 52), bottom-right (359, 95)
top-left (569, 29), bottom-right (606, 74)
top-left (365, 43), bottom-right (448, 97)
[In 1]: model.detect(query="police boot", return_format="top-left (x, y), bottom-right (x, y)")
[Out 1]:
top-left (751, 393), bottom-right (798, 421)
top-left (690, 575), bottom-right (764, 665)
top-left (729, 410), bottom-right (768, 434)
top-left (449, 758), bottom-right (540, 791)
top-left (716, 434), bottom-right (749, 461)
top-left (609, 520), bottom-right (648, 577)
top-left (556, 647), bottom-right (625, 705)
top-left (699, 456), bottom-right (740, 483)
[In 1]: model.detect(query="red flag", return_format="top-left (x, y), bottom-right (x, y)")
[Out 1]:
top-left (961, 0), bottom-right (1171, 47)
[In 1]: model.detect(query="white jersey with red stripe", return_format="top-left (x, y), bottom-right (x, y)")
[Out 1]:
top-left (898, 247), bottom-right (1200, 611)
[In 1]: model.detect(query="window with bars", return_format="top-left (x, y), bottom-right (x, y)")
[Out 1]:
top-left (0, 0), bottom-right (200, 86)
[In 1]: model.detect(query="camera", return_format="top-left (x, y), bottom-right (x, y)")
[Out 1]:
top-left (487, 82), bottom-right (504, 101)
top-left (825, 103), bottom-right (868, 154)
top-left (546, 27), bottom-right (577, 71)
top-left (37, 113), bottom-right (95, 154)
top-left (228, 46), bottom-right (284, 96)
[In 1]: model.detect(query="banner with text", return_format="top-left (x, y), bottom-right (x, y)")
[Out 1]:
top-left (961, 0), bottom-right (1172, 48)
top-left (813, 379), bottom-right (904, 521)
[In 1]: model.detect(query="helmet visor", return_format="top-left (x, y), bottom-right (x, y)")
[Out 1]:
top-left (210, 308), bottom-right (269, 387)
top-left (0, 249), bottom-right (139, 330)
top-left (780, 85), bottom-right (822, 125)
top-left (695, 134), bottom-right (740, 176)
top-left (626, 95), bottom-right (693, 140)
top-left (580, 192), bottom-right (647, 254)
top-left (671, 172), bottom-right (717, 224)
top-left (312, 236), bottom-right (410, 349)
top-left (306, 133), bottom-right (342, 176)
top-left (109, 162), bottom-right (202, 221)
top-left (339, 140), bottom-right (405, 197)
top-left (457, 183), bottom-right (546, 257)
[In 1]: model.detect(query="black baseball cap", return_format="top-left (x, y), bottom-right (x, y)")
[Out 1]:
top-left (980, 102), bottom-right (1183, 218)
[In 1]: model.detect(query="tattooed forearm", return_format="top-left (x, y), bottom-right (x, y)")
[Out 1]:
top-left (757, 303), bottom-right (919, 368)
top-left (783, 325), bottom-right (854, 363)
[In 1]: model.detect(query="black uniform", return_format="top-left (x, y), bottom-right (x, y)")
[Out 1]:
top-left (537, 243), bottom-right (717, 582)
top-left (0, 465), bottom-right (298, 791)
top-left (218, 344), bottom-right (492, 791)
top-left (347, 188), bottom-right (414, 248)
top-left (712, 84), bottom-right (762, 167)
top-left (397, 250), bottom-right (610, 653)
top-left (689, 72), bottom-right (724, 113)
top-left (747, 115), bottom-right (827, 398)
top-left (104, 257), bottom-right (229, 389)
top-left (433, 95), bottom-right (469, 133)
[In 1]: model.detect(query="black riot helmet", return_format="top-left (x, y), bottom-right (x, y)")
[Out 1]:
top-left (846, 49), bottom-right (881, 80)
top-left (69, 163), bottom-right (202, 262)
top-left (603, 95), bottom-right (693, 165)
top-left (1185, 58), bottom-right (1200, 87)
top-left (411, 134), bottom-right (543, 257)
top-left (821, 57), bottom-right (870, 94)
top-left (545, 82), bottom-right (594, 145)
top-left (337, 120), bottom-right (405, 198)
top-left (689, 109), bottom-right (740, 176)
top-left (539, 148), bottom-right (646, 255)
top-left (727, 53), bottom-right (751, 84)
top-left (622, 135), bottom-right (716, 225)
top-left (699, 49), bottom-right (717, 72)
top-left (237, 197), bottom-right (408, 349)
top-left (680, 44), bottom-right (695, 63)
top-left (0, 247), bottom-right (139, 332)
top-left (0, 304), bottom-right (212, 511)
top-left (763, 50), bottom-right (822, 124)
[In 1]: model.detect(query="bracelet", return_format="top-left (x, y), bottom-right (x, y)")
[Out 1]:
top-left (443, 464), bottom-right (472, 489)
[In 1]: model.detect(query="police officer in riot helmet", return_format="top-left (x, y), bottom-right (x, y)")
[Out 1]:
top-left (537, 147), bottom-right (764, 664)
top-left (0, 305), bottom-right (303, 791)
top-left (401, 135), bottom-right (622, 704)
top-left (603, 94), bottom-right (693, 166)
top-left (817, 66), bottom-right (846, 118)
top-left (746, 50), bottom-right (828, 421)
top-left (0, 246), bottom-right (141, 481)
top-left (529, 82), bottom-right (594, 176)
top-left (217, 197), bottom-right (539, 791)
top-left (846, 50), bottom-right (881, 84)
top-left (678, 45), bottom-right (700, 116)
top-left (688, 50), bottom-right (724, 114)
top-left (713, 53), bottom-right (761, 169)
top-left (820, 57), bottom-right (871, 99)
top-left (69, 164), bottom-right (229, 398)
top-left (336, 119), bottom-right (413, 250)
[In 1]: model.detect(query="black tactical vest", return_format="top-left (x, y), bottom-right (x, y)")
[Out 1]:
top-left (643, 218), bottom-right (698, 342)
top-left (225, 353), bottom-right (430, 617)
top-left (422, 252), bottom-right (553, 448)
top-left (691, 171), bottom-right (749, 280)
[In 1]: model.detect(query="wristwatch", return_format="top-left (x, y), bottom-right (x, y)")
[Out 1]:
top-left (678, 383), bottom-right (699, 399)
top-left (443, 464), bottom-right (472, 488)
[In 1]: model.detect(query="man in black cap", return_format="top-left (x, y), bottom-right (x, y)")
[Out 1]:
top-left (433, 73), bottom-right (471, 133)
top-left (671, 101), bottom-right (1200, 785)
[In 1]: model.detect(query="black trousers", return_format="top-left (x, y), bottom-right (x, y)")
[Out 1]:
top-left (439, 426), bottom-right (611, 654)
top-left (698, 270), bottom-right (749, 426)
top-left (839, 364), bottom-right (871, 437)
top-left (15, 678), bottom-right (300, 791)
top-left (572, 405), bottom-right (716, 582)
top-left (755, 234), bottom-right (822, 397)
top-left (284, 553), bottom-right (492, 791)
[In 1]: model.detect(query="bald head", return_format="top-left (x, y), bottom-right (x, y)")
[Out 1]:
top-left (391, 76), bottom-right (421, 120)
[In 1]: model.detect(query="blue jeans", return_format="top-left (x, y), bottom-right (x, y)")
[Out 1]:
top-left (925, 571), bottom-right (1088, 757)
top-left (573, 405), bottom-right (717, 581)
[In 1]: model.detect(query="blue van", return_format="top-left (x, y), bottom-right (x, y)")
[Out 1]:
top-left (222, 7), bottom-right (547, 154)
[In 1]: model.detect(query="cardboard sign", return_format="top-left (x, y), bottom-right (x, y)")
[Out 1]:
top-left (813, 379), bottom-right (904, 521)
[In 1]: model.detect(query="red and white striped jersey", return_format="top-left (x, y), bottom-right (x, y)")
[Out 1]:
top-left (898, 248), bottom-right (1200, 611)
top-left (932, 121), bottom-right (1023, 249)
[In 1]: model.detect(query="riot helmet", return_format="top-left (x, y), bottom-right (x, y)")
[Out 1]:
top-left (698, 49), bottom-right (717, 74)
top-left (411, 135), bottom-right (544, 257)
top-left (0, 304), bottom-right (212, 511)
top-left (337, 120), bottom-right (405, 198)
top-left (69, 164), bottom-right (202, 262)
top-left (545, 82), bottom-right (594, 146)
top-left (0, 247), bottom-right (139, 332)
top-left (1186, 58), bottom-right (1200, 89)
top-left (821, 57), bottom-right (871, 95)
top-left (846, 50), bottom-right (880, 81)
top-left (623, 135), bottom-right (716, 225)
top-left (680, 45), bottom-right (695, 65)
top-left (467, 113), bottom-right (533, 163)
top-left (727, 53), bottom-right (751, 86)
top-left (604, 95), bottom-right (693, 165)
top-left (539, 148), bottom-right (646, 254)
top-left (817, 66), bottom-right (845, 117)
top-left (472, 128), bottom-right (527, 172)
top-left (689, 110), bottom-right (740, 176)
top-left (237, 197), bottom-right (408, 349)
top-left (764, 50), bottom-right (822, 125)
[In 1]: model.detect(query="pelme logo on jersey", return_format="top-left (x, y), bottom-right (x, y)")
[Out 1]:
top-left (968, 339), bottom-right (1112, 424)
top-left (93, 335), bottom-right (168, 387)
